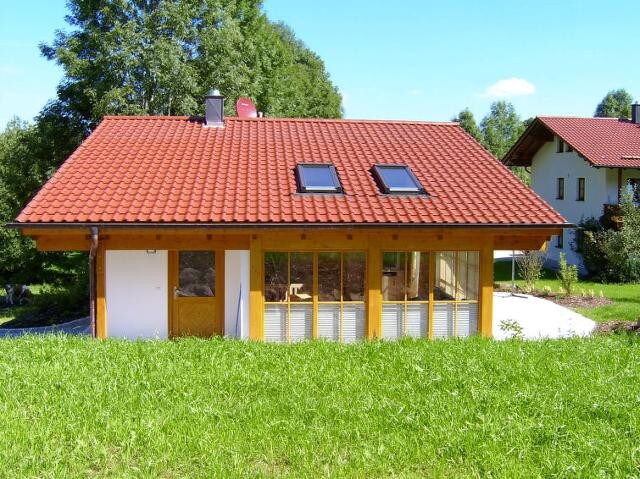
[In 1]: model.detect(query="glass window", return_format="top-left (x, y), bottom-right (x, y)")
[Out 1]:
top-left (556, 233), bottom-right (564, 249)
top-left (296, 164), bottom-right (342, 193)
top-left (629, 178), bottom-right (640, 204)
top-left (343, 252), bottom-right (366, 301)
top-left (434, 252), bottom-right (456, 300)
top-left (382, 252), bottom-right (406, 301)
top-left (264, 252), bottom-right (288, 302)
top-left (456, 252), bottom-right (479, 300)
top-left (381, 251), bottom-right (429, 340)
top-left (577, 177), bottom-right (585, 201)
top-left (408, 252), bottom-right (430, 301)
top-left (178, 251), bottom-right (215, 297)
top-left (289, 253), bottom-right (313, 302)
top-left (372, 165), bottom-right (425, 194)
top-left (556, 137), bottom-right (564, 153)
top-left (557, 177), bottom-right (564, 200)
top-left (318, 252), bottom-right (341, 301)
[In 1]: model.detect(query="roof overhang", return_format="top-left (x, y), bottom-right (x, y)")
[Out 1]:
top-left (502, 118), bottom-right (554, 166)
top-left (8, 221), bottom-right (574, 230)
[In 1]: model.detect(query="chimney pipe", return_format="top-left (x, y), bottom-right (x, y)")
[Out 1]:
top-left (205, 89), bottom-right (224, 127)
top-left (632, 103), bottom-right (640, 124)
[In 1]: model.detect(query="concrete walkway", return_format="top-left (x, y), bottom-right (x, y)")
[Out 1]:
top-left (0, 316), bottom-right (91, 337)
top-left (493, 292), bottom-right (595, 340)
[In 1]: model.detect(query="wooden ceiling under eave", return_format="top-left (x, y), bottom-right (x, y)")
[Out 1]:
top-left (503, 119), bottom-right (554, 167)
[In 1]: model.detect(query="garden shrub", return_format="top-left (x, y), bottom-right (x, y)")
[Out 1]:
top-left (578, 189), bottom-right (640, 283)
top-left (558, 253), bottom-right (578, 296)
top-left (515, 250), bottom-right (545, 293)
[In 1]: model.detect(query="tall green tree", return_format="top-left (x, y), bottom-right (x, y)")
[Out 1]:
top-left (0, 0), bottom-right (343, 282)
top-left (453, 102), bottom-right (529, 184)
top-left (40, 0), bottom-right (342, 127)
top-left (452, 108), bottom-right (482, 142)
top-left (480, 101), bottom-right (525, 160)
top-left (594, 89), bottom-right (633, 118)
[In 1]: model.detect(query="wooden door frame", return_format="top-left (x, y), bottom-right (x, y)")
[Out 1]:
top-left (167, 249), bottom-right (225, 338)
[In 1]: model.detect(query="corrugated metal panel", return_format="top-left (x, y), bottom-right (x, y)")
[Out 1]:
top-left (289, 304), bottom-right (312, 341)
top-left (433, 303), bottom-right (454, 339)
top-left (456, 303), bottom-right (478, 337)
top-left (318, 304), bottom-right (340, 341)
top-left (406, 303), bottom-right (428, 338)
top-left (343, 304), bottom-right (365, 343)
top-left (382, 303), bottom-right (404, 340)
top-left (264, 304), bottom-right (287, 342)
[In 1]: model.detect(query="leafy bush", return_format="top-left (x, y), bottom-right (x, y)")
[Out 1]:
top-left (579, 190), bottom-right (640, 283)
top-left (558, 253), bottom-right (578, 296)
top-left (515, 250), bottom-right (545, 293)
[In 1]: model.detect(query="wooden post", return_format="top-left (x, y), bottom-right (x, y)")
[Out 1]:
top-left (479, 242), bottom-right (494, 338)
top-left (95, 246), bottom-right (107, 338)
top-left (249, 235), bottom-right (263, 340)
top-left (367, 245), bottom-right (382, 339)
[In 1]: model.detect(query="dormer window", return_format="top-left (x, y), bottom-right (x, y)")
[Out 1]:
top-left (372, 164), bottom-right (425, 194)
top-left (295, 164), bottom-right (342, 193)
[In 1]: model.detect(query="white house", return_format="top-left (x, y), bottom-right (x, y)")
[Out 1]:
top-left (504, 106), bottom-right (640, 271)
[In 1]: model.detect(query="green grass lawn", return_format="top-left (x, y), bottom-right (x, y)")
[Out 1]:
top-left (495, 260), bottom-right (640, 323)
top-left (0, 336), bottom-right (638, 477)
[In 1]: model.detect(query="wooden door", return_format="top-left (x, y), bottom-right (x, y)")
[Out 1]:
top-left (170, 250), bottom-right (223, 337)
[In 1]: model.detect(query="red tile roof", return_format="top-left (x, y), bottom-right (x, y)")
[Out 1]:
top-left (16, 116), bottom-right (566, 226)
top-left (509, 116), bottom-right (640, 168)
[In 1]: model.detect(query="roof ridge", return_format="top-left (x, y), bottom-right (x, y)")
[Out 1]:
top-left (538, 115), bottom-right (624, 121)
top-left (101, 115), bottom-right (459, 126)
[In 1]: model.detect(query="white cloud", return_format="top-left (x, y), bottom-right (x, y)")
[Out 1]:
top-left (482, 77), bottom-right (536, 98)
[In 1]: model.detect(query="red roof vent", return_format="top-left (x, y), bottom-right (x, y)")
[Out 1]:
top-left (236, 97), bottom-right (257, 118)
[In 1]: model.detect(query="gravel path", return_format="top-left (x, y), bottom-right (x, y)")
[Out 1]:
top-left (493, 292), bottom-right (595, 340)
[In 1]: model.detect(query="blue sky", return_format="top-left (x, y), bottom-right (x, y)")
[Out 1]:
top-left (1, 0), bottom-right (639, 128)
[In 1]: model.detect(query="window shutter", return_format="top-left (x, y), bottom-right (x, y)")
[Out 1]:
top-left (342, 304), bottom-right (365, 342)
top-left (318, 304), bottom-right (340, 341)
top-left (455, 303), bottom-right (478, 337)
top-left (382, 304), bottom-right (404, 340)
top-left (433, 303), bottom-right (454, 338)
top-left (406, 303), bottom-right (428, 338)
top-left (264, 304), bottom-right (287, 342)
top-left (289, 304), bottom-right (313, 341)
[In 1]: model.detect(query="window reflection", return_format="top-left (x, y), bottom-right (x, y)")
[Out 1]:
top-left (178, 251), bottom-right (215, 297)
top-left (343, 252), bottom-right (365, 301)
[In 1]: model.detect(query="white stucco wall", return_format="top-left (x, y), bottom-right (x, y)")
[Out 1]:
top-left (105, 250), bottom-right (168, 339)
top-left (224, 250), bottom-right (250, 339)
top-left (531, 139), bottom-right (607, 270)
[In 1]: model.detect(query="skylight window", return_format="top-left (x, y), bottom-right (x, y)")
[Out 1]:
top-left (372, 165), bottom-right (425, 194)
top-left (296, 164), bottom-right (343, 193)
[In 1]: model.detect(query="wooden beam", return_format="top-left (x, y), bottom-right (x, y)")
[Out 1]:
top-left (479, 241), bottom-right (494, 338)
top-left (366, 244), bottom-right (382, 339)
top-left (95, 246), bottom-right (107, 338)
top-left (493, 235), bottom-right (554, 250)
top-left (249, 235), bottom-right (263, 340)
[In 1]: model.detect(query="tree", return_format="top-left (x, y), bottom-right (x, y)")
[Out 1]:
top-left (479, 101), bottom-right (525, 160)
top-left (0, 0), bottom-right (343, 283)
top-left (40, 0), bottom-right (342, 127)
top-left (594, 89), bottom-right (633, 118)
top-left (452, 108), bottom-right (482, 142)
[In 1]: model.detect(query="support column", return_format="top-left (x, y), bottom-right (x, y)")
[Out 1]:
top-left (366, 245), bottom-right (382, 339)
top-left (249, 235), bottom-right (263, 340)
top-left (479, 242), bottom-right (494, 338)
top-left (95, 246), bottom-right (107, 338)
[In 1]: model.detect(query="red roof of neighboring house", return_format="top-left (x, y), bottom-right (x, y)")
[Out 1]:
top-left (16, 116), bottom-right (566, 226)
top-left (504, 116), bottom-right (640, 168)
